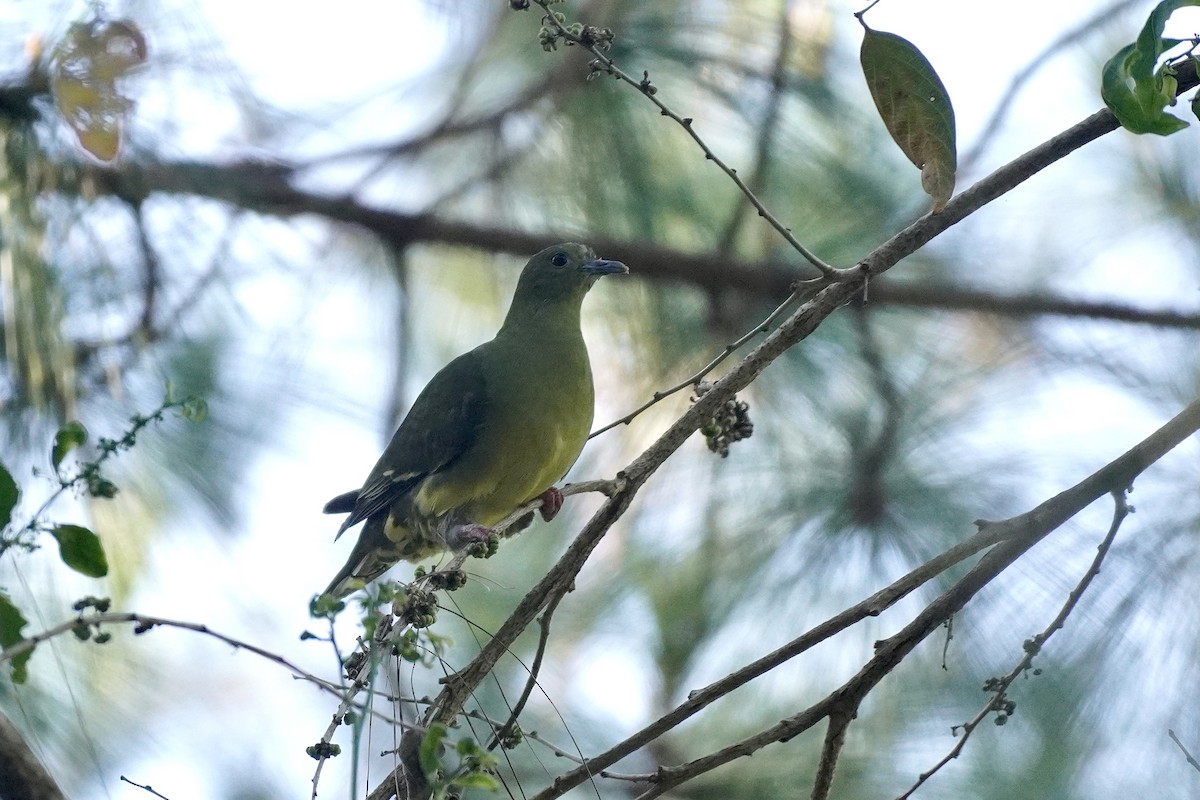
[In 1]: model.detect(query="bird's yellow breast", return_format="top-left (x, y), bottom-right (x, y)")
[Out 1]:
top-left (414, 325), bottom-right (594, 525)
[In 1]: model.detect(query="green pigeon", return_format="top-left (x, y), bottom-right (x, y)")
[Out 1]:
top-left (322, 243), bottom-right (627, 598)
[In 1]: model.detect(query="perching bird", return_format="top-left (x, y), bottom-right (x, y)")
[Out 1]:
top-left (322, 243), bottom-right (627, 598)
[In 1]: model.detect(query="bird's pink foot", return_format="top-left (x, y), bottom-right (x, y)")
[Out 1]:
top-left (537, 487), bottom-right (565, 522)
top-left (447, 522), bottom-right (494, 550)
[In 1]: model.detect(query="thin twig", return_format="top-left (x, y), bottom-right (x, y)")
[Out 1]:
top-left (1, 612), bottom-right (339, 699)
top-left (531, 0), bottom-right (839, 278)
top-left (489, 591), bottom-right (564, 751)
top-left (1168, 729), bottom-right (1200, 774)
top-left (619, 396), bottom-right (1200, 800)
top-left (120, 776), bottom-right (172, 799)
top-left (589, 285), bottom-right (809, 438)
top-left (311, 614), bottom-right (420, 798)
top-left (892, 490), bottom-right (1131, 800)
top-left (2, 399), bottom-right (188, 562)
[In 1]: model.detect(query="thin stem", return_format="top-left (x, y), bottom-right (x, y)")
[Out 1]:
top-left (532, 0), bottom-right (838, 278)
top-left (488, 591), bottom-right (564, 751)
top-left (893, 490), bottom-right (1131, 800)
top-left (2, 612), bottom-right (341, 696)
top-left (1168, 729), bottom-right (1200, 774)
top-left (590, 285), bottom-right (809, 438)
top-left (636, 397), bottom-right (1200, 798)
top-left (120, 776), bottom-right (172, 799)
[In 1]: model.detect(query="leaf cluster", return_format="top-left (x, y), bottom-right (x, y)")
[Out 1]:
top-left (0, 392), bottom-right (205, 683)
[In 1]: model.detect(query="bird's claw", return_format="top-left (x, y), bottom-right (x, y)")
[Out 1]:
top-left (447, 522), bottom-right (494, 550)
top-left (538, 487), bottom-right (565, 522)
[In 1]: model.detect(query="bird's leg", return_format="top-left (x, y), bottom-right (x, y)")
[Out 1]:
top-left (537, 486), bottom-right (565, 522)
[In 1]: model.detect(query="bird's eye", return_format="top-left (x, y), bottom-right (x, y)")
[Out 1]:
top-left (551, 252), bottom-right (568, 267)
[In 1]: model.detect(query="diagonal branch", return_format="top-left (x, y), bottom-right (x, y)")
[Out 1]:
top-left (892, 490), bottom-right (1131, 800)
top-left (0, 708), bottom-right (68, 800)
top-left (635, 397), bottom-right (1200, 799)
top-left (531, 0), bottom-right (839, 277)
top-left (525, 512), bottom-right (1014, 800)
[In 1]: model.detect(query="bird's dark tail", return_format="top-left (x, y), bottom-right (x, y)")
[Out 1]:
top-left (323, 517), bottom-right (397, 598)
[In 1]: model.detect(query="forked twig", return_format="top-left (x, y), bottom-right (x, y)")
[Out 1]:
top-left (590, 284), bottom-right (810, 438)
top-left (530, 0), bottom-right (839, 278)
top-left (892, 491), bottom-right (1131, 800)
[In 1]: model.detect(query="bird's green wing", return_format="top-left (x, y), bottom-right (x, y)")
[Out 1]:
top-left (334, 349), bottom-right (489, 537)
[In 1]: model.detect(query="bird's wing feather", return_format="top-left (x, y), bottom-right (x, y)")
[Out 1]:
top-left (322, 490), bottom-right (359, 514)
top-left (335, 350), bottom-right (489, 537)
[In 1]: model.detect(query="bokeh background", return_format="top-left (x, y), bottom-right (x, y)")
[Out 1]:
top-left (3, 1), bottom-right (1200, 798)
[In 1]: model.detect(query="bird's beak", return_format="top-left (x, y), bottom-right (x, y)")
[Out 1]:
top-left (581, 257), bottom-right (628, 276)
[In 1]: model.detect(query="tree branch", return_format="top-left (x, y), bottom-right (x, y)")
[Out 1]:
top-left (636, 397), bottom-right (1200, 798)
top-left (69, 160), bottom-right (1200, 331)
top-left (1, 612), bottom-right (344, 700)
top-left (893, 491), bottom-right (1131, 800)
top-left (530, 0), bottom-right (839, 277)
top-left (0, 708), bottom-right (67, 800)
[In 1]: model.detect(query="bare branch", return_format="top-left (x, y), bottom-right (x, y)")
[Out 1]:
top-left (635, 398), bottom-right (1200, 798)
top-left (0, 708), bottom-right (68, 800)
top-left (1, 612), bottom-right (341, 700)
top-left (893, 490), bottom-right (1131, 800)
top-left (119, 776), bottom-right (172, 800)
top-left (1169, 729), bottom-right (1200, 775)
top-left (590, 284), bottom-right (809, 438)
top-left (530, 0), bottom-right (839, 278)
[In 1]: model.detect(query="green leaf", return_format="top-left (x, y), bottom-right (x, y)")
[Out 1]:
top-left (419, 724), bottom-right (448, 779)
top-left (51, 420), bottom-right (88, 470)
top-left (860, 26), bottom-right (957, 212)
top-left (1100, 0), bottom-right (1200, 135)
top-left (0, 463), bottom-right (18, 529)
top-left (49, 524), bottom-right (109, 577)
top-left (0, 592), bottom-right (32, 684)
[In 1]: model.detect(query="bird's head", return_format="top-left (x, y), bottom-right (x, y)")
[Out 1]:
top-left (510, 243), bottom-right (627, 312)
